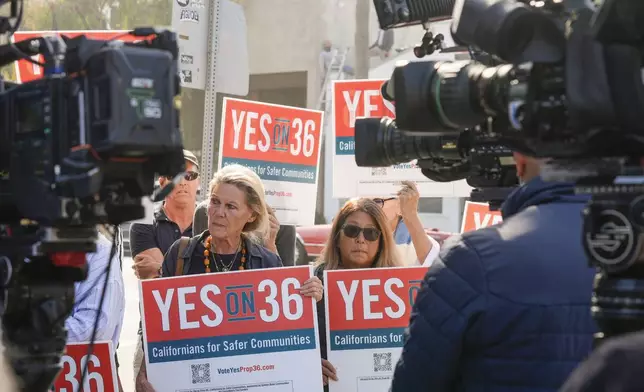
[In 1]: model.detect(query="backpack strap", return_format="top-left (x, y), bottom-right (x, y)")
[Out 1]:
top-left (175, 237), bottom-right (191, 276)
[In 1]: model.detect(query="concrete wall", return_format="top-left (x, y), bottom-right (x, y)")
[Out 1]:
top-left (242, 0), bottom-right (328, 109)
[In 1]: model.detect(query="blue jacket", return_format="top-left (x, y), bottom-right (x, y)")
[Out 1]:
top-left (391, 177), bottom-right (597, 392)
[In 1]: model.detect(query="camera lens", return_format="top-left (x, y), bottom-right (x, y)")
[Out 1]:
top-left (354, 117), bottom-right (460, 167)
top-left (389, 60), bottom-right (515, 134)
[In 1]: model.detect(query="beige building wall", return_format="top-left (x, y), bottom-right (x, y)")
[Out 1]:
top-left (241, 0), bottom-right (328, 109)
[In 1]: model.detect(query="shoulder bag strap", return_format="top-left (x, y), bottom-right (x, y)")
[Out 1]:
top-left (175, 237), bottom-right (191, 276)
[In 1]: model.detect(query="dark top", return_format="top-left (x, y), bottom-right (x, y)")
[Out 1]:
top-left (560, 331), bottom-right (644, 392)
top-left (162, 230), bottom-right (283, 277)
top-left (391, 176), bottom-right (597, 392)
top-left (130, 203), bottom-right (193, 257)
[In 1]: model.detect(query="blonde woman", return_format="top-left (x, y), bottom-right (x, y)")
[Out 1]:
top-left (314, 198), bottom-right (403, 390)
top-left (135, 164), bottom-right (322, 391)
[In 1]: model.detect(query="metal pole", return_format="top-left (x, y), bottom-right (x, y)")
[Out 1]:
top-left (199, 0), bottom-right (223, 199)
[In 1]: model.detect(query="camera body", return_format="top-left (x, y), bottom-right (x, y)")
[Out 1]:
top-left (363, 0), bottom-right (644, 344)
top-left (0, 30), bottom-right (185, 391)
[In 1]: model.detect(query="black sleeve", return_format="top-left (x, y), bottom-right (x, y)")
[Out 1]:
top-left (315, 265), bottom-right (327, 359)
top-left (161, 238), bottom-right (181, 277)
top-left (275, 225), bottom-right (296, 266)
top-left (129, 223), bottom-right (158, 257)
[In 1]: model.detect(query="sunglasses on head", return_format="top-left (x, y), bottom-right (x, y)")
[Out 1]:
top-left (341, 224), bottom-right (381, 242)
top-left (373, 197), bottom-right (396, 207)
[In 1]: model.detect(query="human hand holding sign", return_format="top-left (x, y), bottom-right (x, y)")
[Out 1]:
top-left (300, 276), bottom-right (323, 302)
top-left (322, 358), bottom-right (338, 386)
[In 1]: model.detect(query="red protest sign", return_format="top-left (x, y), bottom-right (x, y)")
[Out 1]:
top-left (140, 265), bottom-right (318, 362)
top-left (52, 341), bottom-right (118, 392)
top-left (12, 30), bottom-right (147, 83)
top-left (460, 201), bottom-right (503, 233)
top-left (325, 267), bottom-right (427, 337)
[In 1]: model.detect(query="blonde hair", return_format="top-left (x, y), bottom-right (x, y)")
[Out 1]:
top-left (208, 164), bottom-right (269, 236)
top-left (316, 197), bottom-right (403, 271)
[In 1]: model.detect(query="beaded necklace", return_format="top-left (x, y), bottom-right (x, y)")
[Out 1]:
top-left (203, 235), bottom-right (247, 273)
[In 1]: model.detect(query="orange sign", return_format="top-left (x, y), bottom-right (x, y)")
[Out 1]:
top-left (332, 79), bottom-right (395, 155)
top-left (460, 201), bottom-right (503, 233)
top-left (12, 30), bottom-right (147, 83)
top-left (219, 98), bottom-right (323, 169)
top-left (52, 341), bottom-right (118, 392)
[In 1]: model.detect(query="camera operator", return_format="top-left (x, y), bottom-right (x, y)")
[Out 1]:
top-left (373, 181), bottom-right (440, 267)
top-left (390, 152), bottom-right (597, 392)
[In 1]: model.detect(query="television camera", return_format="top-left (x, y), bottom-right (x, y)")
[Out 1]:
top-left (362, 0), bottom-right (644, 346)
top-left (0, 3), bottom-right (186, 389)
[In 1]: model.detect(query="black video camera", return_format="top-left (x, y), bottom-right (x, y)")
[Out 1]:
top-left (0, 28), bottom-right (185, 391)
top-left (355, 115), bottom-right (517, 209)
top-left (365, 0), bottom-right (644, 346)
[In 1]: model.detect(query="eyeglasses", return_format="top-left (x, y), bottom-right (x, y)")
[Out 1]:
top-left (341, 224), bottom-right (381, 242)
top-left (184, 171), bottom-right (199, 181)
top-left (373, 197), bottom-right (396, 207)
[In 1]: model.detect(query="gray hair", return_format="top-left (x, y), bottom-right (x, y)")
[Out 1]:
top-left (208, 164), bottom-right (269, 236)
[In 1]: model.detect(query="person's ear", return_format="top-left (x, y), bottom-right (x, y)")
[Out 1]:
top-left (513, 152), bottom-right (528, 179)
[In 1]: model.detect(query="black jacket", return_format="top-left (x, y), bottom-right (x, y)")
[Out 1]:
top-left (391, 176), bottom-right (597, 392)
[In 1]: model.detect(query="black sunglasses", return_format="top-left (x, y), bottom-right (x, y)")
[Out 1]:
top-left (341, 224), bottom-right (381, 242)
top-left (183, 171), bottom-right (199, 181)
top-left (373, 197), bottom-right (396, 207)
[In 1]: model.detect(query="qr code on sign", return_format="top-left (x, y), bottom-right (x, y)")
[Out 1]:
top-left (371, 167), bottom-right (388, 176)
top-left (373, 352), bottom-right (392, 372)
top-left (191, 363), bottom-right (211, 384)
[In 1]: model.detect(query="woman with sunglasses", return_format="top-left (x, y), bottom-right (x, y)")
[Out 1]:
top-left (373, 180), bottom-right (440, 267)
top-left (314, 198), bottom-right (403, 390)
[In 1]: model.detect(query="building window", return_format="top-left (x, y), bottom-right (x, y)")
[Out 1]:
top-left (418, 198), bottom-right (443, 214)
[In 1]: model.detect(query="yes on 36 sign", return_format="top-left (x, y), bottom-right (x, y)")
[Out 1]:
top-left (140, 265), bottom-right (323, 392)
top-left (12, 31), bottom-right (149, 83)
top-left (218, 98), bottom-right (323, 226)
top-left (460, 201), bottom-right (503, 233)
top-left (331, 79), bottom-right (472, 198)
top-left (324, 267), bottom-right (427, 392)
top-left (52, 341), bottom-right (118, 392)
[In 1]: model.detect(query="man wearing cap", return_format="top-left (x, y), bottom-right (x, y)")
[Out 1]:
top-left (130, 149), bottom-right (200, 279)
top-left (129, 149), bottom-right (200, 389)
